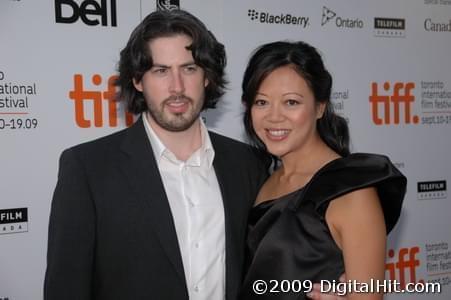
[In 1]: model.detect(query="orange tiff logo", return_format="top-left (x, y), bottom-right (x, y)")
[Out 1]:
top-left (386, 246), bottom-right (422, 288)
top-left (369, 82), bottom-right (419, 125)
top-left (69, 74), bottom-right (134, 128)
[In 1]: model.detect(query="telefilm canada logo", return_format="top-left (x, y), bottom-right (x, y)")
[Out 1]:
top-left (0, 208), bottom-right (28, 235)
top-left (55, 0), bottom-right (117, 27)
top-left (321, 6), bottom-right (363, 29)
top-left (156, 0), bottom-right (179, 11)
top-left (247, 9), bottom-right (310, 28)
top-left (417, 180), bottom-right (447, 200)
top-left (374, 18), bottom-right (406, 38)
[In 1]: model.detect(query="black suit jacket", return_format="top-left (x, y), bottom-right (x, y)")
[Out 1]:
top-left (44, 118), bottom-right (268, 300)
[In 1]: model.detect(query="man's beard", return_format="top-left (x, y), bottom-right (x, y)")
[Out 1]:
top-left (147, 95), bottom-right (203, 132)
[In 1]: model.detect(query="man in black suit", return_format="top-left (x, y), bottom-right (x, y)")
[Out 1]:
top-left (44, 9), bottom-right (267, 300)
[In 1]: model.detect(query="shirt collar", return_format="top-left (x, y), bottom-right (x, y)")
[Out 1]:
top-left (142, 113), bottom-right (215, 168)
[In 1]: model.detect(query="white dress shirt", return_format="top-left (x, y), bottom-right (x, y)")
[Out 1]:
top-left (143, 114), bottom-right (226, 300)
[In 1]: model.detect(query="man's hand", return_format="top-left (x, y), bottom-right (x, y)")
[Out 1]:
top-left (306, 274), bottom-right (347, 300)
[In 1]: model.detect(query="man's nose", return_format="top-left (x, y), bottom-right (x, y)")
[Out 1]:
top-left (169, 71), bottom-right (185, 94)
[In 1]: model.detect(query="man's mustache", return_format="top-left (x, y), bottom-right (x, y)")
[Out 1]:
top-left (163, 95), bottom-right (193, 103)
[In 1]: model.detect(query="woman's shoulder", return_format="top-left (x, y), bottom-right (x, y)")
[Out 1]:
top-left (293, 152), bottom-right (407, 233)
top-left (320, 152), bottom-right (394, 172)
top-left (308, 152), bottom-right (406, 191)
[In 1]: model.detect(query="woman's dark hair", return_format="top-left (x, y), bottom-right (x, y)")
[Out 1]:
top-left (115, 9), bottom-right (227, 114)
top-left (241, 41), bottom-right (350, 157)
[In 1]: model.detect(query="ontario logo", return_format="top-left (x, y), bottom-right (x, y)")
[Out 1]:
top-left (156, 0), bottom-right (179, 11)
top-left (369, 82), bottom-right (419, 125)
top-left (321, 6), bottom-right (336, 26)
top-left (0, 208), bottom-right (28, 235)
top-left (374, 17), bottom-right (406, 38)
top-left (321, 6), bottom-right (363, 29)
top-left (417, 180), bottom-right (447, 200)
top-left (69, 74), bottom-right (134, 128)
top-left (247, 9), bottom-right (309, 28)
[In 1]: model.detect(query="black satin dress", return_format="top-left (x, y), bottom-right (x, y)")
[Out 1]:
top-left (239, 153), bottom-right (406, 300)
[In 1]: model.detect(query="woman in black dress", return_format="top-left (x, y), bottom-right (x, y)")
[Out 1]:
top-left (239, 41), bottom-right (406, 299)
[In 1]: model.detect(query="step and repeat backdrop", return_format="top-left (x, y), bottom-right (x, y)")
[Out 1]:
top-left (1, 0), bottom-right (450, 299)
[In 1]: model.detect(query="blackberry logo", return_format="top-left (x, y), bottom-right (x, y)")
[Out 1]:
top-left (248, 9), bottom-right (259, 21)
top-left (374, 18), bottom-right (406, 38)
top-left (156, 0), bottom-right (179, 11)
top-left (246, 8), bottom-right (309, 28)
top-left (322, 6), bottom-right (336, 26)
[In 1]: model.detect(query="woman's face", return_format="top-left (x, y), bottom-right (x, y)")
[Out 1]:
top-left (251, 65), bottom-right (324, 158)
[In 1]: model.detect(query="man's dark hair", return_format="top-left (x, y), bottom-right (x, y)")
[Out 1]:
top-left (116, 9), bottom-right (227, 114)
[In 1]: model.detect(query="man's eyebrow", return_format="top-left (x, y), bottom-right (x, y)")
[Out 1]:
top-left (151, 63), bottom-right (169, 68)
top-left (180, 62), bottom-right (197, 67)
top-left (151, 61), bottom-right (197, 68)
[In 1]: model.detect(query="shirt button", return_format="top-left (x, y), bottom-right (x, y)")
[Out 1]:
top-left (195, 242), bottom-right (200, 248)
top-left (194, 286), bottom-right (199, 292)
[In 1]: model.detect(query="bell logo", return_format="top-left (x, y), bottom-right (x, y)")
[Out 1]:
top-left (386, 247), bottom-right (422, 288)
top-left (55, 0), bottom-right (117, 27)
top-left (69, 74), bottom-right (134, 128)
top-left (369, 82), bottom-right (419, 125)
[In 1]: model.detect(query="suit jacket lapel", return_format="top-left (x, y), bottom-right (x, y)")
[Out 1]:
top-left (118, 118), bottom-right (186, 283)
top-left (117, 123), bottom-right (245, 298)
top-left (210, 134), bottom-right (242, 300)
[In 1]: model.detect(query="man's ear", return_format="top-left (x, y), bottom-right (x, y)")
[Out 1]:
top-left (133, 78), bottom-right (143, 92)
top-left (204, 77), bottom-right (209, 88)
